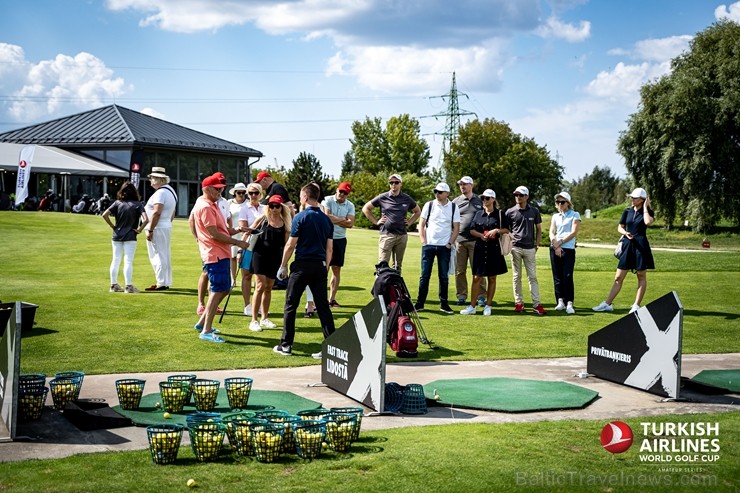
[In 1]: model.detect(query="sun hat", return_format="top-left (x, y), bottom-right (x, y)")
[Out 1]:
top-left (514, 186), bottom-right (529, 196)
top-left (148, 167), bottom-right (169, 178)
top-left (457, 176), bottom-right (473, 185)
top-left (434, 182), bottom-right (450, 193)
top-left (229, 182), bottom-right (248, 195)
top-left (481, 189), bottom-right (496, 198)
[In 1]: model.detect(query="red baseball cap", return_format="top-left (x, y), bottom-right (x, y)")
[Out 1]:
top-left (202, 174), bottom-right (226, 189)
top-left (254, 171), bottom-right (271, 182)
top-left (213, 172), bottom-right (227, 184)
top-left (338, 182), bottom-right (352, 193)
top-left (268, 195), bottom-right (283, 204)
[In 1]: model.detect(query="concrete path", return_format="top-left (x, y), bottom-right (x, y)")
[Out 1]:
top-left (2, 353), bottom-right (738, 463)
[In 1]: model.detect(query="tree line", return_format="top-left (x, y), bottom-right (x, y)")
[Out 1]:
top-left (253, 20), bottom-right (739, 233)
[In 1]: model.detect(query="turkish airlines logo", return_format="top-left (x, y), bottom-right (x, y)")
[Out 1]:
top-left (19, 160), bottom-right (27, 168)
top-left (600, 421), bottom-right (634, 454)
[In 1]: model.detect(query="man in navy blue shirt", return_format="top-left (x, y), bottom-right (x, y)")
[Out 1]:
top-left (274, 183), bottom-right (335, 357)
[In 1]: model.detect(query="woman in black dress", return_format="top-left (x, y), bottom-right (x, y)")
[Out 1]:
top-left (593, 187), bottom-right (655, 314)
top-left (247, 195), bottom-right (291, 332)
top-left (460, 189), bottom-right (510, 316)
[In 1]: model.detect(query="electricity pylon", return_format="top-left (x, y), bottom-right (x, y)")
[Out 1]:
top-left (422, 72), bottom-right (477, 171)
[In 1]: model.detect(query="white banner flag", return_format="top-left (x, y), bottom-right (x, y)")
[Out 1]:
top-left (15, 145), bottom-right (36, 206)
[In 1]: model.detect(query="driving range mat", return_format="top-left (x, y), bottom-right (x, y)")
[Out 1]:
top-left (424, 377), bottom-right (599, 413)
top-left (689, 370), bottom-right (740, 394)
top-left (113, 389), bottom-right (323, 427)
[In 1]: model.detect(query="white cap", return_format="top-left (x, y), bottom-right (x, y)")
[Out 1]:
top-left (457, 176), bottom-right (473, 185)
top-left (514, 186), bottom-right (529, 196)
top-left (388, 173), bottom-right (402, 182)
top-left (555, 191), bottom-right (572, 203)
top-left (434, 182), bottom-right (451, 193)
top-left (481, 189), bottom-right (496, 198)
top-left (629, 187), bottom-right (647, 198)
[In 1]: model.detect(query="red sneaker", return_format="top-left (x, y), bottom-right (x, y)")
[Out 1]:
top-left (514, 303), bottom-right (524, 313)
top-left (532, 304), bottom-right (547, 315)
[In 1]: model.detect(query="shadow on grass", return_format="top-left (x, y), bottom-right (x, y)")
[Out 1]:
top-left (20, 326), bottom-right (57, 338)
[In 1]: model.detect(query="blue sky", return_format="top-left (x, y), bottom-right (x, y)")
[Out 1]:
top-left (1, 0), bottom-right (739, 181)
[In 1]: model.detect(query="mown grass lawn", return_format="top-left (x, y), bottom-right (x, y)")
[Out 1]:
top-left (1, 211), bottom-right (739, 492)
top-left (1, 211), bottom-right (738, 375)
top-left (0, 412), bottom-right (737, 493)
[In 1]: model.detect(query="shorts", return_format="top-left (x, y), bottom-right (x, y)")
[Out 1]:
top-left (205, 258), bottom-right (231, 293)
top-left (330, 238), bottom-right (347, 267)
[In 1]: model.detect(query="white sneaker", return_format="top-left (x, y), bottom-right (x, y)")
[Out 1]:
top-left (259, 319), bottom-right (277, 329)
top-left (629, 304), bottom-right (640, 314)
top-left (592, 301), bottom-right (613, 312)
top-left (483, 305), bottom-right (492, 316)
top-left (555, 299), bottom-right (566, 311)
top-left (460, 305), bottom-right (476, 315)
top-left (311, 351), bottom-right (322, 360)
top-left (566, 302), bottom-right (575, 315)
top-left (248, 320), bottom-right (262, 332)
top-left (244, 304), bottom-right (252, 316)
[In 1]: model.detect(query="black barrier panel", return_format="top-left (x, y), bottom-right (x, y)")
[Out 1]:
top-left (0, 303), bottom-right (22, 441)
top-left (321, 297), bottom-right (387, 412)
top-left (587, 291), bottom-right (683, 399)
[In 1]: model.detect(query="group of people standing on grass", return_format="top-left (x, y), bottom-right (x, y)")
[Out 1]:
top-left (101, 166), bottom-right (656, 353)
top-left (362, 173), bottom-right (656, 317)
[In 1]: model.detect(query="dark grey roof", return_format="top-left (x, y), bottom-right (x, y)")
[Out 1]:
top-left (0, 105), bottom-right (262, 158)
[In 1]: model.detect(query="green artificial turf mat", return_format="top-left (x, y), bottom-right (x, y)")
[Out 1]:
top-left (424, 377), bottom-right (599, 413)
top-left (690, 370), bottom-right (740, 393)
top-left (113, 389), bottom-right (323, 426)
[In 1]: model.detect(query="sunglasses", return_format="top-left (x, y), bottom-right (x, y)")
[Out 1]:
top-left (513, 193), bottom-right (526, 198)
top-left (235, 191), bottom-right (246, 195)
top-left (434, 190), bottom-right (446, 194)
top-left (268, 204), bottom-right (282, 209)
top-left (482, 196), bottom-right (494, 201)
top-left (389, 181), bottom-right (401, 185)
top-left (248, 191), bottom-right (260, 196)
top-left (338, 190), bottom-right (349, 196)
top-left (555, 200), bottom-right (567, 205)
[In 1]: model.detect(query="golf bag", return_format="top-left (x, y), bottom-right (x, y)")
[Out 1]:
top-left (371, 261), bottom-right (432, 356)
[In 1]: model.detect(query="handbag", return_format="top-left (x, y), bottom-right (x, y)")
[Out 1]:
top-left (614, 235), bottom-right (626, 258)
top-left (498, 210), bottom-right (513, 255)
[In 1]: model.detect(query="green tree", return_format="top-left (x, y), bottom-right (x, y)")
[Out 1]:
top-left (386, 114), bottom-right (431, 175)
top-left (340, 150), bottom-right (359, 176)
top-left (568, 166), bottom-right (630, 213)
top-left (350, 117), bottom-right (390, 175)
top-left (444, 118), bottom-right (563, 211)
top-left (349, 114), bottom-right (430, 176)
top-left (618, 20), bottom-right (740, 232)
top-left (284, 152), bottom-right (331, 203)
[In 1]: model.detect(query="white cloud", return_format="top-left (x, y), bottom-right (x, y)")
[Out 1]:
top-left (633, 35), bottom-right (692, 62)
top-left (104, 0), bottom-right (540, 93)
top-left (585, 61), bottom-right (670, 104)
top-left (326, 40), bottom-right (508, 94)
top-left (511, 98), bottom-right (629, 179)
top-left (536, 16), bottom-right (591, 42)
top-left (0, 44), bottom-right (130, 122)
top-left (140, 107), bottom-right (166, 119)
top-left (715, 1), bottom-right (740, 21)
